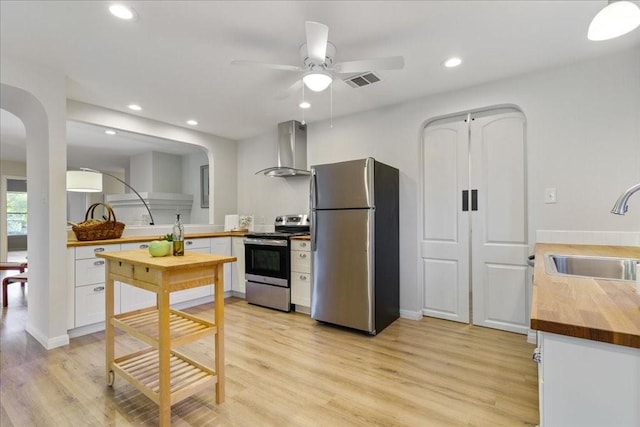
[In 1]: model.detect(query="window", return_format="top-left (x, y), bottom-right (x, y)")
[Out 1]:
top-left (7, 191), bottom-right (27, 236)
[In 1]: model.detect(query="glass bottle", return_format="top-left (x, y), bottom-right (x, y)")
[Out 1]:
top-left (172, 213), bottom-right (184, 256)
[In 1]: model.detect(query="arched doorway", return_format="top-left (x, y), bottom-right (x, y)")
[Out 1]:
top-left (1, 83), bottom-right (69, 349)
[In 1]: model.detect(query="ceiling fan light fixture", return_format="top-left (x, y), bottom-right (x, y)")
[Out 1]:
top-left (303, 71), bottom-right (333, 92)
top-left (443, 57), bottom-right (463, 68)
top-left (299, 101), bottom-right (311, 109)
top-left (109, 4), bottom-right (137, 21)
top-left (588, 1), bottom-right (640, 41)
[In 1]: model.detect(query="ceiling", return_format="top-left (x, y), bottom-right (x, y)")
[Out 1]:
top-left (1, 1), bottom-right (639, 168)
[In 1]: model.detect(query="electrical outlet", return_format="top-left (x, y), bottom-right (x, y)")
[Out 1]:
top-left (545, 188), bottom-right (557, 204)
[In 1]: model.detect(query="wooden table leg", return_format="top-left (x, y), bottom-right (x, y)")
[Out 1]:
top-left (158, 285), bottom-right (171, 426)
top-left (214, 263), bottom-right (225, 403)
top-left (105, 270), bottom-right (115, 386)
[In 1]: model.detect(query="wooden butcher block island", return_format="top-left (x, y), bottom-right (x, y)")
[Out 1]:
top-left (96, 249), bottom-right (236, 426)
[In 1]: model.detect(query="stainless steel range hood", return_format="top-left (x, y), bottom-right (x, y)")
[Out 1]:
top-left (256, 120), bottom-right (310, 177)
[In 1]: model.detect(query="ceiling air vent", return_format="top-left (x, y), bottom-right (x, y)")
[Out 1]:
top-left (343, 72), bottom-right (381, 88)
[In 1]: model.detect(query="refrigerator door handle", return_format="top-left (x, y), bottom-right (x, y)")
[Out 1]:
top-left (310, 169), bottom-right (318, 210)
top-left (311, 210), bottom-right (317, 252)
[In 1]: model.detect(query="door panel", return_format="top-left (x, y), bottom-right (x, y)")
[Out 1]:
top-left (421, 118), bottom-right (470, 323)
top-left (311, 209), bottom-right (373, 332)
top-left (470, 111), bottom-right (528, 333)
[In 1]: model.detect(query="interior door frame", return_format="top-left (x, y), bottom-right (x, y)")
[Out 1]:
top-left (418, 104), bottom-right (527, 325)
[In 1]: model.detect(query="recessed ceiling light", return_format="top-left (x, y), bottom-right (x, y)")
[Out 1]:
top-left (128, 104), bottom-right (142, 111)
top-left (186, 119), bottom-right (198, 126)
top-left (299, 101), bottom-right (311, 109)
top-left (109, 4), bottom-right (136, 20)
top-left (443, 57), bottom-right (463, 68)
top-left (105, 130), bottom-right (116, 135)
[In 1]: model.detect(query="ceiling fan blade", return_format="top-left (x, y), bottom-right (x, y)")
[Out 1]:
top-left (275, 80), bottom-right (303, 100)
top-left (333, 56), bottom-right (404, 74)
top-left (305, 21), bottom-right (329, 62)
top-left (231, 60), bottom-right (302, 72)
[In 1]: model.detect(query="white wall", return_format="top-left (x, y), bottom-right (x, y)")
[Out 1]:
top-left (237, 129), bottom-right (310, 226)
top-left (237, 47), bottom-right (640, 315)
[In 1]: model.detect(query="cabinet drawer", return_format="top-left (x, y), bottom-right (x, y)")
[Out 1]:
top-left (291, 240), bottom-right (310, 251)
top-left (76, 244), bottom-right (121, 260)
top-left (291, 250), bottom-right (311, 272)
top-left (121, 242), bottom-right (152, 251)
top-left (133, 266), bottom-right (162, 284)
top-left (291, 273), bottom-right (311, 307)
top-left (75, 257), bottom-right (107, 287)
top-left (75, 283), bottom-right (120, 327)
top-left (185, 238), bottom-right (210, 250)
top-left (110, 261), bottom-right (133, 279)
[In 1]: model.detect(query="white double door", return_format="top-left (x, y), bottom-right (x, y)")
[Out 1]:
top-left (421, 108), bottom-right (529, 334)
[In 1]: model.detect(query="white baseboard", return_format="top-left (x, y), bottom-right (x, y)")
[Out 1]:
top-left (400, 309), bottom-right (423, 321)
top-left (26, 323), bottom-right (69, 349)
top-left (527, 329), bottom-right (537, 345)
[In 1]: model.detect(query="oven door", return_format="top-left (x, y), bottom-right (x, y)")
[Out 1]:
top-left (244, 238), bottom-right (290, 287)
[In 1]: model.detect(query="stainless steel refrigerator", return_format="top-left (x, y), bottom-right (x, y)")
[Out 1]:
top-left (310, 157), bottom-right (399, 335)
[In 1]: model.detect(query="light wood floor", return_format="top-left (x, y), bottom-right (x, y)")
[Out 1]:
top-left (0, 291), bottom-right (539, 426)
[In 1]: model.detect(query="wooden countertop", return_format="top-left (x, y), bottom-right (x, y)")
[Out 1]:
top-left (531, 243), bottom-right (640, 348)
top-left (96, 249), bottom-right (236, 270)
top-left (291, 235), bottom-right (310, 241)
top-left (67, 231), bottom-right (247, 247)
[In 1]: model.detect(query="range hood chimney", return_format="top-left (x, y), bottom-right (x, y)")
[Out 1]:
top-left (256, 120), bottom-right (310, 177)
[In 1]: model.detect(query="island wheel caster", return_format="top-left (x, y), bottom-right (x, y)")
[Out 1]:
top-left (107, 370), bottom-right (115, 387)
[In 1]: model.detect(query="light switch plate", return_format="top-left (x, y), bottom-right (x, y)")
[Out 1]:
top-left (545, 188), bottom-right (557, 204)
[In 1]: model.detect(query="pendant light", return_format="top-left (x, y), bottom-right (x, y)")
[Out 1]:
top-left (588, 1), bottom-right (640, 41)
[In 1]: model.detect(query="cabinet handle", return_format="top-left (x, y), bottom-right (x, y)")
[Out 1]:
top-left (299, 253), bottom-right (307, 259)
top-left (471, 189), bottom-right (478, 211)
top-left (300, 275), bottom-right (307, 280)
top-left (94, 260), bottom-right (105, 266)
top-left (300, 242), bottom-right (307, 248)
top-left (94, 247), bottom-right (105, 253)
top-left (186, 241), bottom-right (193, 246)
top-left (532, 348), bottom-right (541, 364)
top-left (139, 244), bottom-right (149, 249)
top-left (93, 286), bottom-right (105, 292)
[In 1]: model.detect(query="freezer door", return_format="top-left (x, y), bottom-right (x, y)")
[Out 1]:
top-left (311, 208), bottom-right (374, 332)
top-left (311, 158), bottom-right (374, 210)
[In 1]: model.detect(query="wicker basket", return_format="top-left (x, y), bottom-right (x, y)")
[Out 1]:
top-left (72, 203), bottom-right (125, 241)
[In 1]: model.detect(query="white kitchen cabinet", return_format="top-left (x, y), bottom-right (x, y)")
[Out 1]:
top-left (74, 243), bottom-right (121, 328)
top-left (421, 108), bottom-right (529, 334)
top-left (210, 237), bottom-right (231, 293)
top-left (536, 331), bottom-right (640, 427)
top-left (171, 238), bottom-right (213, 304)
top-left (231, 237), bottom-right (246, 295)
top-left (119, 241), bottom-right (157, 312)
top-left (291, 239), bottom-right (311, 311)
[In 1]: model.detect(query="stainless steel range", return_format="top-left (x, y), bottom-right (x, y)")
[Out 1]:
top-left (244, 214), bottom-right (310, 312)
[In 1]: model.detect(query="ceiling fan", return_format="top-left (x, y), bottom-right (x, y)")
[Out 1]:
top-left (231, 21), bottom-right (404, 95)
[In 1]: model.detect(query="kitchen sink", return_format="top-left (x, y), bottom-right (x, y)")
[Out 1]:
top-left (546, 254), bottom-right (638, 281)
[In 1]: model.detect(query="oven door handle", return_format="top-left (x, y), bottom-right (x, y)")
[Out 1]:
top-left (243, 238), bottom-right (288, 247)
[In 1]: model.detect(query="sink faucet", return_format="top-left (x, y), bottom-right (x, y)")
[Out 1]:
top-left (611, 182), bottom-right (640, 215)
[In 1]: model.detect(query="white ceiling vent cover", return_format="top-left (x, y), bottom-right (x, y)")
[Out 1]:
top-left (343, 72), bottom-right (381, 88)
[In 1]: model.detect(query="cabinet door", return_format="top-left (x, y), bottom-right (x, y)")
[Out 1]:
top-left (119, 242), bottom-right (156, 312)
top-left (231, 237), bottom-right (245, 294)
top-left (75, 283), bottom-right (120, 327)
top-left (211, 237), bottom-right (232, 292)
top-left (170, 247), bottom-right (213, 304)
top-left (291, 270), bottom-right (311, 307)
